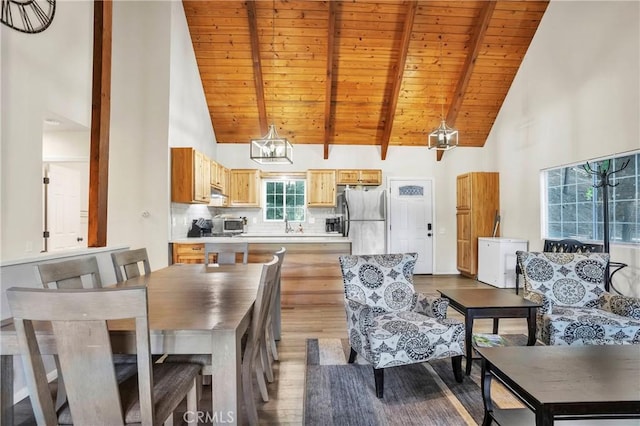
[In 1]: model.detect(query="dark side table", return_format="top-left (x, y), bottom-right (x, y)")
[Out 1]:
top-left (477, 345), bottom-right (640, 425)
top-left (438, 288), bottom-right (541, 375)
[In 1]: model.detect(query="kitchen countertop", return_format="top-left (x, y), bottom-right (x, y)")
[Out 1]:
top-left (171, 233), bottom-right (350, 244)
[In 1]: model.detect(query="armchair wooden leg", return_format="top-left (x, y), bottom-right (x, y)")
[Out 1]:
top-left (452, 355), bottom-right (463, 383)
top-left (348, 347), bottom-right (357, 364)
top-left (374, 368), bottom-right (384, 398)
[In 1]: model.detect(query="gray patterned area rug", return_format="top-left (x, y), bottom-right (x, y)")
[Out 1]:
top-left (303, 336), bottom-right (528, 426)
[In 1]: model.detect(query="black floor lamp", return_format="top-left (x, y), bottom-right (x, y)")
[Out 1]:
top-left (583, 159), bottom-right (630, 294)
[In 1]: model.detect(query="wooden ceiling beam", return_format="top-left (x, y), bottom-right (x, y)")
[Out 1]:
top-left (438, 0), bottom-right (496, 162)
top-left (246, 0), bottom-right (267, 134)
top-left (323, 1), bottom-right (337, 160)
top-left (380, 1), bottom-right (417, 161)
top-left (88, 0), bottom-right (112, 247)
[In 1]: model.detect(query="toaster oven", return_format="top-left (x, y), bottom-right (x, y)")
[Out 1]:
top-left (212, 217), bottom-right (244, 235)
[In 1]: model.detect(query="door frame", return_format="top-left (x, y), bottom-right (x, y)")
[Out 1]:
top-left (387, 177), bottom-right (437, 274)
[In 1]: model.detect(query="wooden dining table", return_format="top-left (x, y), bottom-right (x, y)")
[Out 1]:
top-left (1, 262), bottom-right (265, 426)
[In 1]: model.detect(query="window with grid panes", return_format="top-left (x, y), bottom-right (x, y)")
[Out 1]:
top-left (264, 180), bottom-right (306, 222)
top-left (543, 151), bottom-right (639, 244)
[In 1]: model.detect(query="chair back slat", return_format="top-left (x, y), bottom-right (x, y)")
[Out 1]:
top-left (37, 256), bottom-right (102, 289)
top-left (274, 247), bottom-right (286, 289)
top-left (543, 239), bottom-right (604, 253)
top-left (112, 248), bottom-right (151, 282)
top-left (7, 286), bottom-right (153, 425)
top-left (8, 287), bottom-right (147, 320)
top-left (13, 318), bottom-right (58, 425)
top-left (247, 257), bottom-right (279, 348)
top-left (266, 247), bottom-right (286, 331)
top-left (204, 242), bottom-right (249, 265)
top-left (53, 320), bottom-right (124, 425)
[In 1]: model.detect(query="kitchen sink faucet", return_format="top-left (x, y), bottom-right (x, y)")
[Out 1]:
top-left (284, 216), bottom-right (293, 233)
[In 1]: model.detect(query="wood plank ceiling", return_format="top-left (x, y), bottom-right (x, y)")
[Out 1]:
top-left (184, 0), bottom-right (549, 161)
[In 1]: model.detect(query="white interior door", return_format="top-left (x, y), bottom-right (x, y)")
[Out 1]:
top-left (46, 164), bottom-right (82, 251)
top-left (389, 179), bottom-right (434, 274)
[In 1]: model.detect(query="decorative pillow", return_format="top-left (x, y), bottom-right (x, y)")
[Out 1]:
top-left (516, 251), bottom-right (609, 307)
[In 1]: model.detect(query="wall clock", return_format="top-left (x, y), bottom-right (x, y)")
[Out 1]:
top-left (1, 0), bottom-right (56, 34)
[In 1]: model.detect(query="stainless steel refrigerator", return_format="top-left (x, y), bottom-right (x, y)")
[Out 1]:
top-left (339, 188), bottom-right (387, 255)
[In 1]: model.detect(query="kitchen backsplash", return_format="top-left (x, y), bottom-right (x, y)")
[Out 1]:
top-left (171, 203), bottom-right (342, 239)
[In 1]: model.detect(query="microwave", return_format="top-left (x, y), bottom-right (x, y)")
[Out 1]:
top-left (212, 217), bottom-right (244, 235)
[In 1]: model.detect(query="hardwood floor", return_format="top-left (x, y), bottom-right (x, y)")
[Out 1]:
top-left (10, 274), bottom-right (528, 425)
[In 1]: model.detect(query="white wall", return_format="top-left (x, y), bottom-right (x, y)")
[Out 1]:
top-left (488, 1), bottom-right (640, 296)
top-left (1, 0), bottom-right (215, 270)
top-left (108, 1), bottom-right (174, 269)
top-left (1, 0), bottom-right (93, 259)
top-left (108, 1), bottom-right (217, 270)
top-left (168, 1), bottom-right (217, 159)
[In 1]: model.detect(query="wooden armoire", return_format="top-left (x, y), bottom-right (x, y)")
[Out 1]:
top-left (456, 172), bottom-right (500, 277)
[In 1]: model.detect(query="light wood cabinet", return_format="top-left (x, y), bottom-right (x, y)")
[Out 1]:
top-left (219, 166), bottom-right (230, 207)
top-left (171, 147), bottom-right (211, 204)
top-left (307, 169), bottom-right (337, 207)
top-left (229, 169), bottom-right (260, 207)
top-left (336, 169), bottom-right (382, 186)
top-left (210, 160), bottom-right (227, 192)
top-left (172, 243), bottom-right (205, 264)
top-left (456, 172), bottom-right (499, 277)
top-left (210, 160), bottom-right (219, 188)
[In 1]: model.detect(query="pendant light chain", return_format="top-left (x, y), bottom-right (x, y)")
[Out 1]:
top-left (439, 35), bottom-right (443, 120)
top-left (271, 0), bottom-right (275, 128)
top-left (427, 33), bottom-right (459, 151)
top-left (249, 0), bottom-right (293, 164)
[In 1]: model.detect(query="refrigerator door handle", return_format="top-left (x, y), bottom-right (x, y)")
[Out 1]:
top-left (344, 196), bottom-right (350, 237)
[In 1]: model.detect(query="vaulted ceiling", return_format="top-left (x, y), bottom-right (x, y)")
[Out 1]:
top-left (183, 0), bottom-right (549, 160)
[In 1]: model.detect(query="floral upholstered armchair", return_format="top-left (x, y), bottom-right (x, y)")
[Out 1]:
top-left (516, 251), bottom-right (640, 346)
top-left (338, 253), bottom-right (464, 398)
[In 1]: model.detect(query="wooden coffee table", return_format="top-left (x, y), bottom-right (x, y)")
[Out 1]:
top-left (477, 345), bottom-right (640, 425)
top-left (438, 288), bottom-right (541, 375)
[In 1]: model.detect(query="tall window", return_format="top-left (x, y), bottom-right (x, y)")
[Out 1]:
top-left (543, 151), bottom-right (639, 245)
top-left (264, 180), bottom-right (306, 221)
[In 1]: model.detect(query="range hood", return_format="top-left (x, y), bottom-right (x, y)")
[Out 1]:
top-left (211, 187), bottom-right (226, 199)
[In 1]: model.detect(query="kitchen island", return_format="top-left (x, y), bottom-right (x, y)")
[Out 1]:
top-left (169, 234), bottom-right (351, 306)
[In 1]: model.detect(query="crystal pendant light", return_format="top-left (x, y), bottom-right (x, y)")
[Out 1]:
top-left (428, 120), bottom-right (459, 151)
top-left (250, 124), bottom-right (293, 164)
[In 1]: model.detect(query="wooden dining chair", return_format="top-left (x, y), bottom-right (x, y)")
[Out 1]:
top-left (37, 256), bottom-right (102, 289)
top-left (262, 247), bottom-right (286, 383)
top-left (36, 256), bottom-right (105, 409)
top-left (111, 248), bottom-right (151, 283)
top-left (7, 286), bottom-right (200, 426)
top-left (242, 256), bottom-right (279, 425)
top-left (204, 242), bottom-right (249, 265)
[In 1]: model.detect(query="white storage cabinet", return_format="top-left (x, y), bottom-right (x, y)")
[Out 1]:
top-left (477, 237), bottom-right (528, 288)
